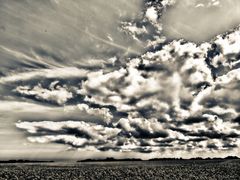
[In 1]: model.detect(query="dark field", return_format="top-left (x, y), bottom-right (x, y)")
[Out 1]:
top-left (0, 160), bottom-right (240, 180)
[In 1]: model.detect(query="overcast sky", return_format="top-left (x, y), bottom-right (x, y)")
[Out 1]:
top-left (0, 0), bottom-right (240, 160)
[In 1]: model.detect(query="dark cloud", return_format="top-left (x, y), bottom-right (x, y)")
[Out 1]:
top-left (188, 131), bottom-right (238, 140)
top-left (131, 126), bottom-right (168, 139)
top-left (234, 116), bottom-right (240, 124)
top-left (183, 117), bottom-right (208, 125)
top-left (207, 143), bottom-right (219, 150)
top-left (223, 143), bottom-right (238, 149)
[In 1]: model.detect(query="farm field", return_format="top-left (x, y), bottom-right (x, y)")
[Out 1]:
top-left (0, 159), bottom-right (239, 180)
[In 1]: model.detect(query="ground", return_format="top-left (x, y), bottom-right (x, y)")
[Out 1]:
top-left (0, 159), bottom-right (239, 180)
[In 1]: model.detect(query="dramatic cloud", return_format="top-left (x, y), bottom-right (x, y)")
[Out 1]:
top-left (0, 0), bottom-right (240, 159)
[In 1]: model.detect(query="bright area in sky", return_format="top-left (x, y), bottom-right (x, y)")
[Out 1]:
top-left (162, 0), bottom-right (240, 42)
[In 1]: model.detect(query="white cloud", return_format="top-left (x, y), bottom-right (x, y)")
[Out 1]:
top-left (16, 120), bottom-right (121, 148)
top-left (28, 135), bottom-right (88, 147)
top-left (161, 0), bottom-right (176, 7)
top-left (215, 29), bottom-right (240, 55)
top-left (145, 7), bottom-right (158, 23)
top-left (15, 82), bottom-right (73, 105)
top-left (76, 104), bottom-right (113, 124)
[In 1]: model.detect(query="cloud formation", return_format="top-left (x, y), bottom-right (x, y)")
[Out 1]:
top-left (0, 0), bottom-right (240, 159)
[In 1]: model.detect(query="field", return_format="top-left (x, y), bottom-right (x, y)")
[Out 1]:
top-left (0, 159), bottom-right (239, 180)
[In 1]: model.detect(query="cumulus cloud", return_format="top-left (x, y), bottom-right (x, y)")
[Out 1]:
top-left (16, 112), bottom-right (240, 153)
top-left (80, 38), bottom-right (215, 121)
top-left (145, 7), bottom-right (158, 23)
top-left (72, 104), bottom-right (113, 124)
top-left (14, 25), bottom-right (240, 156)
top-left (16, 120), bottom-right (121, 149)
top-left (116, 117), bottom-right (169, 139)
top-left (15, 81), bottom-right (73, 105)
top-left (53, 24), bottom-right (240, 155)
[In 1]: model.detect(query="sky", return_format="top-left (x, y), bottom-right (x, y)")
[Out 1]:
top-left (0, 0), bottom-right (240, 160)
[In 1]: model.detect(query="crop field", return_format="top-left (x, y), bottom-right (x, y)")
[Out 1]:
top-left (0, 159), bottom-right (239, 180)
